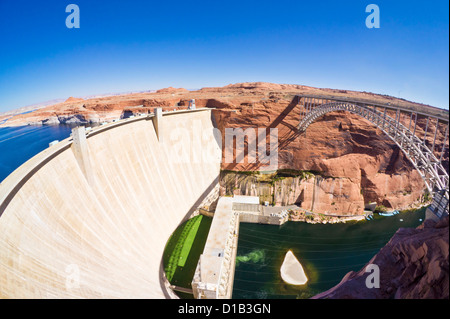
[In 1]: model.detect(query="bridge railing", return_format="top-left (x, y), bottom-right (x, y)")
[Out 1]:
top-left (428, 189), bottom-right (450, 219)
top-left (367, 103), bottom-right (448, 194)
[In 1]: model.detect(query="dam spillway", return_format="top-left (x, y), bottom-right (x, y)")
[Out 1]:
top-left (0, 108), bottom-right (221, 298)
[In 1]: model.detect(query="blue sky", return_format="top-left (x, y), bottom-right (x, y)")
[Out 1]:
top-left (0, 0), bottom-right (448, 112)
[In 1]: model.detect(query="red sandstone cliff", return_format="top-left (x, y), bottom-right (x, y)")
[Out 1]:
top-left (312, 216), bottom-right (449, 299)
top-left (211, 94), bottom-right (433, 215)
top-left (64, 97), bottom-right (84, 103)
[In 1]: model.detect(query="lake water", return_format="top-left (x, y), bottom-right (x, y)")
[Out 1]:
top-left (0, 125), bottom-right (74, 182)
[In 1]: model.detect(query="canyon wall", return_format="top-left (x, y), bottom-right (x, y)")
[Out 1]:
top-left (220, 171), bottom-right (367, 215)
top-left (312, 216), bottom-right (449, 299)
top-left (213, 98), bottom-right (428, 215)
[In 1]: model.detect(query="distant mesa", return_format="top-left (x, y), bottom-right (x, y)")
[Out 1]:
top-left (280, 250), bottom-right (308, 285)
top-left (156, 87), bottom-right (189, 94)
top-left (223, 82), bottom-right (310, 91)
top-left (65, 96), bottom-right (84, 103)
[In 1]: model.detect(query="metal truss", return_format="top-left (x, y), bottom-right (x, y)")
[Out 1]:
top-left (297, 98), bottom-right (449, 206)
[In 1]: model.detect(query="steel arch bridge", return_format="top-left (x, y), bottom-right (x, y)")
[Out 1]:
top-left (296, 95), bottom-right (449, 219)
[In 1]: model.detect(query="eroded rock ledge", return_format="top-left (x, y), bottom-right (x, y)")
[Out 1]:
top-left (312, 216), bottom-right (449, 299)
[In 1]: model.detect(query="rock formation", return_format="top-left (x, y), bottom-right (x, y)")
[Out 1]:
top-left (312, 216), bottom-right (449, 299)
top-left (155, 87), bottom-right (189, 94)
top-left (64, 97), bottom-right (84, 103)
top-left (280, 250), bottom-right (308, 285)
top-left (216, 106), bottom-right (430, 215)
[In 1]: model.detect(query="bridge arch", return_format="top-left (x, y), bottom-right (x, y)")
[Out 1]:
top-left (297, 96), bottom-right (449, 209)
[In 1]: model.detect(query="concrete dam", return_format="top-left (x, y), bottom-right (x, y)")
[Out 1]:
top-left (0, 108), bottom-right (221, 298)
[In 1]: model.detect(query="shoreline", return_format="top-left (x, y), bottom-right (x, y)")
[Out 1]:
top-left (288, 209), bottom-right (365, 224)
top-left (287, 203), bottom-right (430, 225)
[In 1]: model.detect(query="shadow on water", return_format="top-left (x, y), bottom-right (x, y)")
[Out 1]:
top-left (0, 125), bottom-right (76, 182)
top-left (232, 207), bottom-right (426, 299)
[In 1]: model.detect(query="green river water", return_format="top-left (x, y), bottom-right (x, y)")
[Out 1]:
top-left (232, 208), bottom-right (426, 299)
top-left (165, 207), bottom-right (426, 299)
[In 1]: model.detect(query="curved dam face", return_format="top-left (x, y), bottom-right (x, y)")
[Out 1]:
top-left (0, 109), bottom-right (221, 298)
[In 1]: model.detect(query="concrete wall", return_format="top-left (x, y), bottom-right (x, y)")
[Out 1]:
top-left (192, 197), bottom-right (239, 299)
top-left (239, 212), bottom-right (287, 225)
top-left (0, 109), bottom-right (221, 298)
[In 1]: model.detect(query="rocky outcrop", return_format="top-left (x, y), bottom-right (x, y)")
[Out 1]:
top-left (155, 87), bottom-right (189, 94)
top-left (312, 217), bottom-right (449, 299)
top-left (220, 171), bottom-right (369, 215)
top-left (216, 102), bottom-right (429, 215)
top-left (64, 97), bottom-right (84, 103)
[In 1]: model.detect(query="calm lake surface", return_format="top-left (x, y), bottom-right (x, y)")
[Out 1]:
top-left (0, 125), bottom-right (73, 182)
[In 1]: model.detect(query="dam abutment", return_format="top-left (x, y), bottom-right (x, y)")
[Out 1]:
top-left (0, 108), bottom-right (221, 298)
